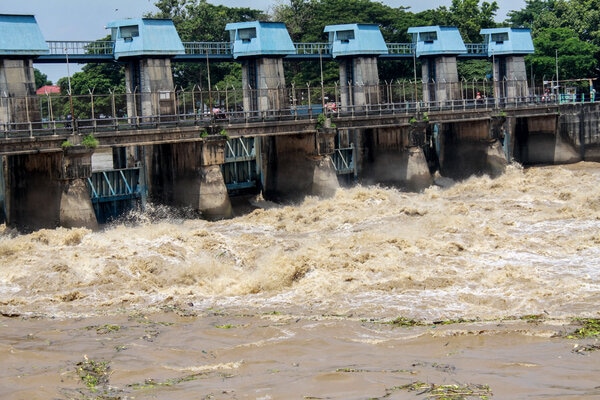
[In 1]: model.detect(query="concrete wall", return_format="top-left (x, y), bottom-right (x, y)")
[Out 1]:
top-left (558, 103), bottom-right (600, 162)
top-left (505, 103), bottom-right (600, 165)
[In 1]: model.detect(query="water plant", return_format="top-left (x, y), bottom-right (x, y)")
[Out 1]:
top-left (566, 318), bottom-right (600, 338)
top-left (76, 356), bottom-right (111, 392)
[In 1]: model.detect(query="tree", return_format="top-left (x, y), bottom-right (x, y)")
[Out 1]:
top-left (57, 62), bottom-right (125, 119)
top-left (34, 68), bottom-right (51, 88)
top-left (528, 27), bottom-right (599, 82)
top-left (150, 0), bottom-right (266, 89)
top-left (416, 0), bottom-right (498, 43)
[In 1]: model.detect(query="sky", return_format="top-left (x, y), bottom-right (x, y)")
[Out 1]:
top-left (3, 0), bottom-right (527, 84)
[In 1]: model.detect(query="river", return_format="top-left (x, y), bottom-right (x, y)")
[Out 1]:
top-left (1, 162), bottom-right (599, 399)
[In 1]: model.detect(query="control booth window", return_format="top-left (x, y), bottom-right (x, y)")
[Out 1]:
top-left (491, 32), bottom-right (509, 44)
top-left (337, 30), bottom-right (355, 43)
top-left (120, 25), bottom-right (139, 42)
top-left (238, 28), bottom-right (257, 43)
top-left (421, 31), bottom-right (437, 44)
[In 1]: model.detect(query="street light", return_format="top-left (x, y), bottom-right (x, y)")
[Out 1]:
top-left (65, 48), bottom-right (75, 133)
top-left (555, 49), bottom-right (559, 96)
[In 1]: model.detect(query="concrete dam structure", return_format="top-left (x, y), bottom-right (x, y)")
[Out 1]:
top-left (1, 14), bottom-right (599, 231)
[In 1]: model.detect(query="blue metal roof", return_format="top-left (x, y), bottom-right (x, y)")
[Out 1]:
top-left (480, 28), bottom-right (534, 56)
top-left (0, 14), bottom-right (48, 56)
top-left (225, 21), bottom-right (295, 59)
top-left (407, 26), bottom-right (466, 57)
top-left (323, 23), bottom-right (388, 58)
top-left (106, 18), bottom-right (184, 59)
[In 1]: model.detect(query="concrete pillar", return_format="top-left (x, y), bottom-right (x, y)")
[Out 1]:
top-left (493, 56), bottom-right (528, 100)
top-left (355, 123), bottom-right (432, 191)
top-left (437, 119), bottom-right (507, 179)
top-left (150, 138), bottom-right (232, 220)
top-left (339, 56), bottom-right (380, 111)
top-left (513, 115), bottom-right (579, 165)
top-left (242, 58), bottom-right (287, 114)
top-left (421, 56), bottom-right (460, 103)
top-left (5, 150), bottom-right (98, 232)
top-left (260, 130), bottom-right (340, 202)
top-left (0, 156), bottom-right (5, 224)
top-left (0, 59), bottom-right (41, 130)
top-left (124, 58), bottom-right (176, 121)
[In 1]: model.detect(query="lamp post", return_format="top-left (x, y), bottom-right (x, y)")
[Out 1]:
top-left (319, 46), bottom-right (325, 114)
top-left (555, 49), bottom-right (559, 97)
top-left (65, 48), bottom-right (74, 133)
top-left (412, 44), bottom-right (418, 105)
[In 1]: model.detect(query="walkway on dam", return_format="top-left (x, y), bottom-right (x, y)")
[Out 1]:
top-left (35, 40), bottom-right (489, 64)
top-left (0, 87), bottom-right (569, 156)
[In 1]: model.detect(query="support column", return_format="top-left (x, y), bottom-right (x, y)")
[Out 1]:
top-left (124, 58), bottom-right (176, 123)
top-left (421, 56), bottom-right (460, 103)
top-left (339, 56), bottom-right (380, 111)
top-left (437, 119), bottom-right (507, 180)
top-left (261, 130), bottom-right (340, 203)
top-left (0, 59), bottom-right (41, 130)
top-left (492, 55), bottom-right (528, 101)
top-left (355, 123), bottom-right (432, 191)
top-left (150, 137), bottom-right (232, 220)
top-left (5, 150), bottom-right (98, 232)
top-left (241, 57), bottom-right (287, 114)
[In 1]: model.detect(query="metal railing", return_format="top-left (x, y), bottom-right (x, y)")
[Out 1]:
top-left (88, 168), bottom-right (140, 201)
top-left (44, 40), bottom-right (491, 58)
top-left (465, 43), bottom-right (488, 55)
top-left (47, 41), bottom-right (114, 55)
top-left (294, 42), bottom-right (331, 55)
top-left (183, 42), bottom-right (232, 55)
top-left (332, 145), bottom-right (355, 176)
top-left (387, 43), bottom-right (415, 55)
top-left (1, 80), bottom-right (582, 139)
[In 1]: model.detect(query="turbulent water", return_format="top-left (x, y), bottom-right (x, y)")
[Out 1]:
top-left (1, 162), bottom-right (600, 399)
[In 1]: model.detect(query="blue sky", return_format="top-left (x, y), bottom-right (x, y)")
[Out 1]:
top-left (3, 0), bottom-right (527, 83)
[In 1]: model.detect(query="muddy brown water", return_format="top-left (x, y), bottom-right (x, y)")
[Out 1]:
top-left (1, 162), bottom-right (600, 399)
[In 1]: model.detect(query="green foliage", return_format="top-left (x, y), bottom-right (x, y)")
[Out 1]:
top-left (219, 129), bottom-right (229, 139)
top-left (34, 68), bottom-right (51, 88)
top-left (394, 381), bottom-right (492, 399)
top-left (56, 38), bottom-right (126, 119)
top-left (150, 0), bottom-right (265, 89)
top-left (416, 0), bottom-right (499, 42)
top-left (76, 357), bottom-right (110, 391)
top-left (81, 134), bottom-right (99, 149)
top-left (61, 140), bottom-right (73, 149)
top-left (566, 318), bottom-right (600, 339)
top-left (316, 112), bottom-right (327, 129)
top-left (527, 27), bottom-right (599, 81)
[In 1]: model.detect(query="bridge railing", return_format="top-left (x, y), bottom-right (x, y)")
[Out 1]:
top-left (294, 43), bottom-right (331, 55)
top-left (183, 42), bottom-right (232, 55)
top-left (464, 43), bottom-right (488, 55)
top-left (387, 43), bottom-right (415, 55)
top-left (2, 79), bottom-right (589, 138)
top-left (47, 41), bottom-right (115, 55)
